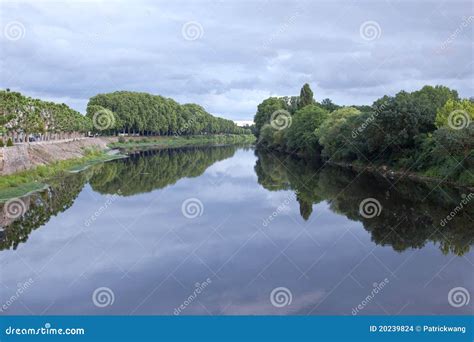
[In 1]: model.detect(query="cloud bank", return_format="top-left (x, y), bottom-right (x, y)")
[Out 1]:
top-left (1, 0), bottom-right (472, 120)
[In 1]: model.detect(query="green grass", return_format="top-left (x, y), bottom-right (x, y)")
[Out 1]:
top-left (109, 134), bottom-right (256, 150)
top-left (0, 148), bottom-right (126, 202)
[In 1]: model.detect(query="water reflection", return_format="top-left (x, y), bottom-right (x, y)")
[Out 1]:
top-left (0, 146), bottom-right (238, 250)
top-left (89, 146), bottom-right (238, 196)
top-left (255, 150), bottom-right (474, 256)
top-left (0, 172), bottom-right (89, 251)
top-left (2, 147), bottom-right (472, 256)
top-left (0, 146), bottom-right (472, 315)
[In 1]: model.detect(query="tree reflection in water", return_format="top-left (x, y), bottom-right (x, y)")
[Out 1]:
top-left (0, 145), bottom-right (238, 251)
top-left (1, 146), bottom-right (472, 257)
top-left (254, 149), bottom-right (473, 256)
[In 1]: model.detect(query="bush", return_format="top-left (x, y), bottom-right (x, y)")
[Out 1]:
top-left (118, 136), bottom-right (126, 143)
top-left (0, 139), bottom-right (4, 147)
top-left (6, 138), bottom-right (13, 147)
top-left (286, 104), bottom-right (328, 154)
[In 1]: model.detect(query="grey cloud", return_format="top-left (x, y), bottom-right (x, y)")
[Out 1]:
top-left (0, 0), bottom-right (472, 121)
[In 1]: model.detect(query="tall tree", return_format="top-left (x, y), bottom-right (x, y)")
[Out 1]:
top-left (298, 83), bottom-right (314, 109)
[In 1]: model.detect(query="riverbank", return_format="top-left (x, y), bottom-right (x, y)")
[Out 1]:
top-left (0, 149), bottom-right (126, 201)
top-left (109, 134), bottom-right (256, 150)
top-left (0, 137), bottom-right (117, 175)
top-left (326, 160), bottom-right (474, 190)
top-left (256, 146), bottom-right (473, 189)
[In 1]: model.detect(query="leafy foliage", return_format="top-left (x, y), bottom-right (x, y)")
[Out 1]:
top-left (286, 104), bottom-right (328, 154)
top-left (254, 97), bottom-right (287, 137)
top-left (1, 89), bottom-right (250, 144)
top-left (87, 91), bottom-right (250, 136)
top-left (320, 98), bottom-right (340, 112)
top-left (317, 107), bottom-right (361, 159)
top-left (435, 99), bottom-right (474, 128)
top-left (298, 83), bottom-right (314, 109)
top-left (253, 84), bottom-right (471, 184)
top-left (0, 90), bottom-right (92, 141)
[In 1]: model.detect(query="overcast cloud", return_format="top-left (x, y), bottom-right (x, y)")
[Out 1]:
top-left (0, 0), bottom-right (472, 121)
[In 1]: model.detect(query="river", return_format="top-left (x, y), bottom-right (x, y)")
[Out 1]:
top-left (0, 145), bottom-right (472, 315)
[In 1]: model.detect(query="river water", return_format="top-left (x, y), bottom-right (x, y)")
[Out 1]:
top-left (0, 146), bottom-right (472, 315)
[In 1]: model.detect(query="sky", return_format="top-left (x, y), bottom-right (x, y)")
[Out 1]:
top-left (0, 0), bottom-right (472, 121)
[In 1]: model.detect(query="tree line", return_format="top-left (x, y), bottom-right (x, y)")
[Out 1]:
top-left (0, 89), bottom-right (91, 145)
top-left (86, 91), bottom-right (250, 136)
top-left (254, 83), bottom-right (474, 185)
top-left (0, 89), bottom-right (251, 146)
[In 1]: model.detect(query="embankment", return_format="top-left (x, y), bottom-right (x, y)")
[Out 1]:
top-left (0, 137), bottom-right (117, 175)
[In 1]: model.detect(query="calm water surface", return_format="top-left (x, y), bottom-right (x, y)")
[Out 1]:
top-left (1, 146), bottom-right (473, 315)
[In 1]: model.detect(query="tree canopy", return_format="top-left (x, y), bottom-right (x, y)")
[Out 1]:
top-left (298, 83), bottom-right (314, 109)
top-left (87, 91), bottom-right (250, 136)
top-left (1, 90), bottom-right (92, 142)
top-left (253, 83), bottom-right (472, 185)
top-left (1, 89), bottom-right (251, 143)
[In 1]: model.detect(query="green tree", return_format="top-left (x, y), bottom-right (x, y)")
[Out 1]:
top-left (258, 124), bottom-right (275, 146)
top-left (320, 98), bottom-right (340, 112)
top-left (298, 83), bottom-right (314, 109)
top-left (87, 91), bottom-right (245, 136)
top-left (286, 104), bottom-right (328, 154)
top-left (253, 97), bottom-right (287, 137)
top-left (435, 99), bottom-right (474, 128)
top-left (317, 106), bottom-right (361, 158)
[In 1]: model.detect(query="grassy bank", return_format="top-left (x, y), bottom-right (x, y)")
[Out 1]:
top-left (0, 149), bottom-right (125, 201)
top-left (108, 134), bottom-right (256, 150)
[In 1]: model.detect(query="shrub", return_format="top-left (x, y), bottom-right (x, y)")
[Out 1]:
top-left (6, 138), bottom-right (13, 147)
